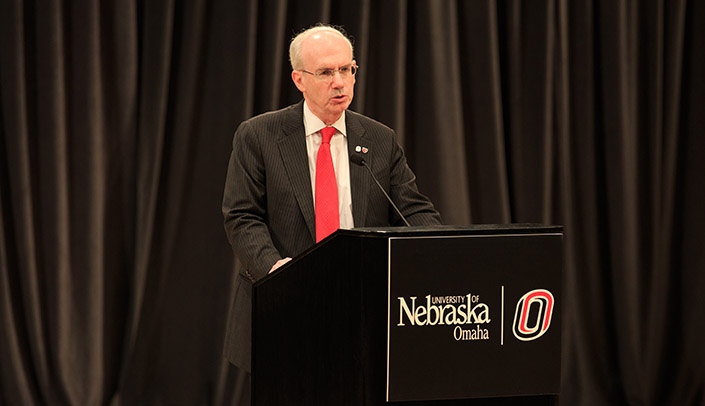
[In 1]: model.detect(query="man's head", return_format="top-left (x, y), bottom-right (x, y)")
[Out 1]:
top-left (290, 25), bottom-right (357, 125)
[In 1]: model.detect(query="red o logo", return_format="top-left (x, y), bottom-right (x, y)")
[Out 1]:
top-left (512, 289), bottom-right (554, 341)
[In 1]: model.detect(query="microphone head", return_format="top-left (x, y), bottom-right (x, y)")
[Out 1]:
top-left (350, 154), bottom-right (366, 166)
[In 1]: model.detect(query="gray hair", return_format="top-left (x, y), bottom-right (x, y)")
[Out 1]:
top-left (289, 24), bottom-right (354, 70)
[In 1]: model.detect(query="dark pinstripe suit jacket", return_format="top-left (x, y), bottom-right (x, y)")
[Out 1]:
top-left (222, 100), bottom-right (441, 372)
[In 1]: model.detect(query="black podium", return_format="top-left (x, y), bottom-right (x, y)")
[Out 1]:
top-left (252, 225), bottom-right (562, 405)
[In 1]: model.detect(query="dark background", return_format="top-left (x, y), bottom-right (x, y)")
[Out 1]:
top-left (1, 1), bottom-right (703, 405)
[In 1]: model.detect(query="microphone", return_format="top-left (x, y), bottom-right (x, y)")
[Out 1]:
top-left (350, 154), bottom-right (411, 227)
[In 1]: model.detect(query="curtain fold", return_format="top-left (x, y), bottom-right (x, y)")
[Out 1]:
top-left (402, 2), bottom-right (471, 226)
top-left (458, 1), bottom-right (512, 224)
top-left (1, 0), bottom-right (704, 405)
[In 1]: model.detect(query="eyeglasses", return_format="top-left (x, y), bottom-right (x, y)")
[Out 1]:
top-left (299, 64), bottom-right (358, 82)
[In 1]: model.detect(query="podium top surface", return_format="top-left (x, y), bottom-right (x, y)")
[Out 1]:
top-left (338, 223), bottom-right (563, 238)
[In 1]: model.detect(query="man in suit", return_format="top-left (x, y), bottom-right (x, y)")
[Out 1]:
top-left (222, 24), bottom-right (441, 373)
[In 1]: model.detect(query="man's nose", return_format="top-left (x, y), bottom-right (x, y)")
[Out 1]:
top-left (330, 71), bottom-right (345, 87)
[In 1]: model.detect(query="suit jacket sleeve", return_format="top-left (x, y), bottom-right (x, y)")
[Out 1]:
top-left (222, 120), bottom-right (282, 281)
top-left (352, 113), bottom-right (442, 227)
top-left (388, 140), bottom-right (443, 226)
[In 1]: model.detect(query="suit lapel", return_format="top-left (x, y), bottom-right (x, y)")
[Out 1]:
top-left (278, 102), bottom-right (316, 240)
top-left (346, 113), bottom-right (370, 227)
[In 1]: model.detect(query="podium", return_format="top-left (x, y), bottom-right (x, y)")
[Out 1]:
top-left (252, 225), bottom-right (562, 405)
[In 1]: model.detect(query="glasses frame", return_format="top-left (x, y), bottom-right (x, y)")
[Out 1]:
top-left (299, 64), bottom-right (358, 82)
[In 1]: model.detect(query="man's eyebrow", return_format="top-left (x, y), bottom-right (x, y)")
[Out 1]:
top-left (317, 63), bottom-right (352, 70)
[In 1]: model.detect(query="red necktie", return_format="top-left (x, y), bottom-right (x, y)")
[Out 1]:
top-left (315, 126), bottom-right (339, 242)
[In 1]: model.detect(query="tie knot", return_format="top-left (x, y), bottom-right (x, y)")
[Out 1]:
top-left (320, 127), bottom-right (336, 144)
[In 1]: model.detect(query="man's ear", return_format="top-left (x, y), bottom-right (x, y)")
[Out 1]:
top-left (291, 70), bottom-right (306, 92)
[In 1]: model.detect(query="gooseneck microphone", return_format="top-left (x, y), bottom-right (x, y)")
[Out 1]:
top-left (350, 154), bottom-right (411, 227)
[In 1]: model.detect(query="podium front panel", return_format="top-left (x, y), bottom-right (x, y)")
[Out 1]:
top-left (387, 233), bottom-right (562, 402)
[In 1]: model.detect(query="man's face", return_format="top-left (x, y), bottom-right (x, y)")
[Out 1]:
top-left (292, 32), bottom-right (355, 125)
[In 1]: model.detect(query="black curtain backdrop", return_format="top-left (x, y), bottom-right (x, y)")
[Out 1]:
top-left (1, 0), bottom-right (703, 405)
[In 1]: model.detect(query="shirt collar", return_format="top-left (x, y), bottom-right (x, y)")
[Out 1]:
top-left (303, 101), bottom-right (347, 137)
